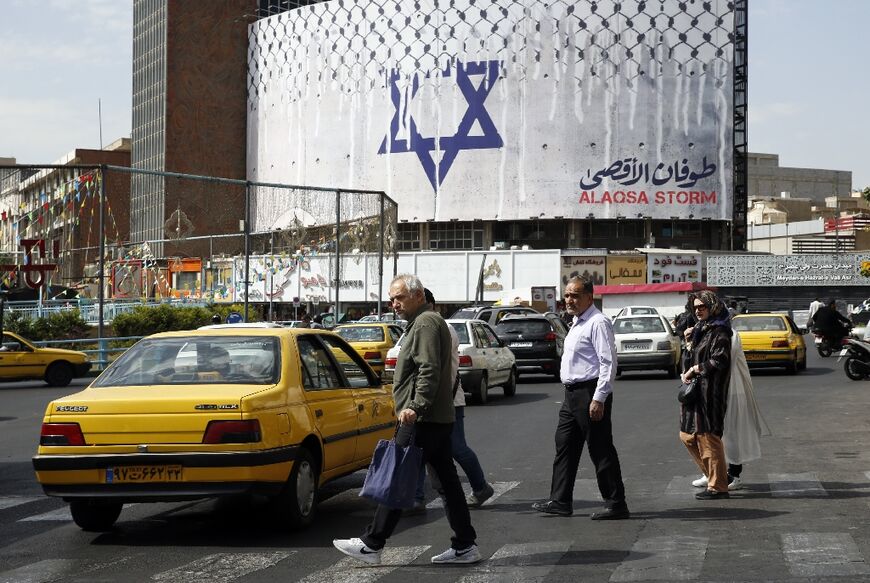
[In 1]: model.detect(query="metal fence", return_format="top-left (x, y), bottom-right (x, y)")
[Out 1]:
top-left (0, 164), bottom-right (398, 345)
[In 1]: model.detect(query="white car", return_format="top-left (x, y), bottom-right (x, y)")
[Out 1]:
top-left (613, 305), bottom-right (661, 319)
top-left (384, 318), bottom-right (517, 404)
top-left (613, 314), bottom-right (681, 378)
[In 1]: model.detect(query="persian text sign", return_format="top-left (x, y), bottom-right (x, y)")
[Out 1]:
top-left (647, 253), bottom-right (701, 284)
top-left (561, 256), bottom-right (605, 290)
top-left (707, 254), bottom-right (870, 287)
top-left (606, 255), bottom-right (647, 285)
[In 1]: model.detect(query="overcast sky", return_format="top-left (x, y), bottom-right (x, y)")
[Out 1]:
top-left (0, 0), bottom-right (867, 189)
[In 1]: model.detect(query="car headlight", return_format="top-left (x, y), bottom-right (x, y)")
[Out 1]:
top-left (656, 341), bottom-right (672, 351)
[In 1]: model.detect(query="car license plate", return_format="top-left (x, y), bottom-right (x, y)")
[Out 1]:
top-left (623, 342), bottom-right (650, 350)
top-left (744, 353), bottom-right (765, 360)
top-left (106, 465), bottom-right (183, 484)
top-left (837, 348), bottom-right (849, 362)
top-left (510, 342), bottom-right (533, 348)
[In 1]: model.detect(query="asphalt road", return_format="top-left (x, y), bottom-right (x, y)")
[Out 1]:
top-left (2, 351), bottom-right (870, 582)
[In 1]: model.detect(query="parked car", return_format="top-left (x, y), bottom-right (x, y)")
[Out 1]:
top-left (333, 322), bottom-right (404, 376)
top-left (0, 331), bottom-right (90, 386)
top-left (357, 313), bottom-right (408, 328)
top-left (383, 318), bottom-right (517, 404)
top-left (493, 313), bottom-right (568, 381)
top-left (612, 314), bottom-right (681, 378)
top-left (32, 327), bottom-right (394, 531)
top-left (732, 313), bottom-right (807, 373)
top-left (450, 305), bottom-right (540, 327)
top-left (613, 305), bottom-right (661, 319)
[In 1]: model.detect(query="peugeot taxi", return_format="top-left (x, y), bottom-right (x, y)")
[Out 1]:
top-left (732, 313), bottom-right (807, 373)
top-left (32, 327), bottom-right (394, 531)
top-left (0, 331), bottom-right (90, 386)
top-left (333, 322), bottom-right (404, 376)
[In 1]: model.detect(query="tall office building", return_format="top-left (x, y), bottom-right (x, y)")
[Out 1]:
top-left (130, 0), bottom-right (255, 257)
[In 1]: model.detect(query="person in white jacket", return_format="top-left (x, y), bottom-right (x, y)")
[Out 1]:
top-left (692, 331), bottom-right (770, 490)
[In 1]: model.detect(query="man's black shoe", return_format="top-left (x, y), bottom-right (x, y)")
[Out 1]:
top-left (531, 500), bottom-right (572, 516)
top-left (590, 507), bottom-right (630, 520)
top-left (695, 489), bottom-right (730, 500)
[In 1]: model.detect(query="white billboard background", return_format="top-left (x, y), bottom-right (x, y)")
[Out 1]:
top-left (248, 0), bottom-right (734, 223)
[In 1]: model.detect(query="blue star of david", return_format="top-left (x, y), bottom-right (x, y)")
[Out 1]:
top-left (378, 60), bottom-right (504, 192)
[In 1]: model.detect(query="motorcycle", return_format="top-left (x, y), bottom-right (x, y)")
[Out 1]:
top-left (838, 338), bottom-right (870, 380)
top-left (812, 327), bottom-right (851, 357)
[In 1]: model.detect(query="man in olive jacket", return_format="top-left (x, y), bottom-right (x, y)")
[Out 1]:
top-left (333, 274), bottom-right (480, 565)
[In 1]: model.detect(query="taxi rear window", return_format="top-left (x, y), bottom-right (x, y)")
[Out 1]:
top-left (732, 317), bottom-right (787, 332)
top-left (93, 336), bottom-right (280, 387)
top-left (336, 326), bottom-right (386, 342)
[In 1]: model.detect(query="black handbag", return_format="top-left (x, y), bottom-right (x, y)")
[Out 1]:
top-left (677, 378), bottom-right (699, 404)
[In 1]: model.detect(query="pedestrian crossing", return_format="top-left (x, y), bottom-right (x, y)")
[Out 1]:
top-left (3, 471), bottom-right (870, 582)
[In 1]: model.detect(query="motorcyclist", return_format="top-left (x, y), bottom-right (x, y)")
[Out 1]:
top-left (811, 299), bottom-right (852, 343)
top-left (211, 314), bottom-right (222, 324)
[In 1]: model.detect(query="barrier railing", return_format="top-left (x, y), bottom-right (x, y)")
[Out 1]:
top-left (33, 335), bottom-right (144, 371)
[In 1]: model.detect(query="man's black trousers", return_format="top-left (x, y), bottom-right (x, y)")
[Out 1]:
top-left (361, 421), bottom-right (476, 550)
top-left (549, 382), bottom-right (627, 511)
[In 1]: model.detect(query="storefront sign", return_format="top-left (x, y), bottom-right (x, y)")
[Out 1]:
top-left (561, 256), bottom-right (605, 289)
top-left (647, 252), bottom-right (701, 284)
top-left (606, 255), bottom-right (647, 285)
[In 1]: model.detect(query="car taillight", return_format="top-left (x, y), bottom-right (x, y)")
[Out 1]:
top-left (202, 420), bottom-right (261, 444)
top-left (458, 355), bottom-right (472, 367)
top-left (771, 340), bottom-right (789, 348)
top-left (363, 351), bottom-right (381, 360)
top-left (385, 357), bottom-right (397, 368)
top-left (656, 341), bottom-right (672, 350)
top-left (545, 332), bottom-right (557, 341)
top-left (40, 423), bottom-right (86, 446)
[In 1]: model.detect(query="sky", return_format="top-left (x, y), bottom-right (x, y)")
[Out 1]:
top-left (0, 0), bottom-right (867, 189)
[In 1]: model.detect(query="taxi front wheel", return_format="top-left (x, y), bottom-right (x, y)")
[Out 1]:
top-left (274, 448), bottom-right (319, 529)
top-left (70, 500), bottom-right (122, 531)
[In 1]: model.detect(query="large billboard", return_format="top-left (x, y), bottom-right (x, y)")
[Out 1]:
top-left (248, 1), bottom-right (735, 223)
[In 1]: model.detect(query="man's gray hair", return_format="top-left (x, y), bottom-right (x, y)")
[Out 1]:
top-left (391, 273), bottom-right (425, 294)
top-left (566, 275), bottom-right (594, 295)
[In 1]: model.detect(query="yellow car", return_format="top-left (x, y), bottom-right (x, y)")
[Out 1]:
top-left (732, 313), bottom-right (807, 374)
top-left (334, 323), bottom-right (404, 376)
top-left (0, 331), bottom-right (90, 386)
top-left (32, 327), bottom-right (394, 531)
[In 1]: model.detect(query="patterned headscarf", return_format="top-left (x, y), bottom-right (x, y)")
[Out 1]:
top-left (690, 290), bottom-right (731, 345)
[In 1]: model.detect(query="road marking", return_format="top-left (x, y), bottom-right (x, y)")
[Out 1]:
top-left (782, 533), bottom-right (870, 577)
top-left (18, 506), bottom-right (72, 522)
top-left (151, 551), bottom-right (294, 582)
top-left (0, 559), bottom-right (77, 583)
top-left (297, 546), bottom-right (429, 583)
top-left (0, 496), bottom-right (41, 511)
top-left (664, 475), bottom-right (700, 496)
top-left (769, 472), bottom-right (828, 497)
top-left (456, 541), bottom-right (572, 582)
top-left (609, 535), bottom-right (708, 582)
top-left (427, 481), bottom-right (520, 509)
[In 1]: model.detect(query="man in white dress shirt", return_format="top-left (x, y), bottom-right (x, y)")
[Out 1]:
top-left (532, 275), bottom-right (629, 520)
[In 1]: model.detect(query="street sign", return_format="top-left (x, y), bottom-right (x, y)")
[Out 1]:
top-left (292, 297), bottom-right (300, 307)
top-left (226, 311), bottom-right (243, 324)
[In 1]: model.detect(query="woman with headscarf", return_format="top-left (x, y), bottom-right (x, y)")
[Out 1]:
top-left (679, 290), bottom-right (733, 500)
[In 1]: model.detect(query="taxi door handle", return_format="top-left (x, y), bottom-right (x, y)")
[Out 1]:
top-left (315, 409), bottom-right (323, 418)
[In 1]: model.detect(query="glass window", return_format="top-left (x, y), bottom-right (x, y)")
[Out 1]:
top-left (93, 336), bottom-right (280, 387)
top-left (481, 324), bottom-right (501, 348)
top-left (613, 318), bottom-right (666, 334)
top-left (429, 222), bottom-right (484, 250)
top-left (335, 325), bottom-right (386, 342)
top-left (318, 335), bottom-right (378, 388)
top-left (450, 322), bottom-right (471, 344)
top-left (296, 336), bottom-right (343, 390)
top-left (397, 223), bottom-right (421, 251)
top-left (495, 319), bottom-right (552, 335)
top-left (472, 324), bottom-right (490, 348)
top-left (732, 316), bottom-right (787, 332)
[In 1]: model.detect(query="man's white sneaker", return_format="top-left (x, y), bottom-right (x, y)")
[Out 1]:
top-left (332, 538), bottom-right (382, 565)
top-left (691, 475), bottom-right (708, 488)
top-left (728, 477), bottom-right (744, 491)
top-left (430, 544), bottom-right (482, 564)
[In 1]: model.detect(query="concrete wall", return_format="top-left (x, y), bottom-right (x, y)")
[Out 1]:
top-left (748, 152), bottom-right (852, 203)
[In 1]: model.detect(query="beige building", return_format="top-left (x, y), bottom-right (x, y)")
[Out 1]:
top-left (748, 153), bottom-right (852, 204)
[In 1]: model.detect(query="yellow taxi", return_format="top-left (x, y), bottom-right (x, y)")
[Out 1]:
top-left (732, 313), bottom-right (807, 374)
top-left (0, 331), bottom-right (90, 386)
top-left (333, 322), bottom-right (404, 376)
top-left (32, 327), bottom-right (394, 531)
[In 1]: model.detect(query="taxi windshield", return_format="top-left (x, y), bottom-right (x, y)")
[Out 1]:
top-left (93, 336), bottom-right (280, 387)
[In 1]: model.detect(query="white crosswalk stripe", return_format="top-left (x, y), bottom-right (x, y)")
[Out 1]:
top-left (782, 533), bottom-right (870, 577)
top-left (18, 506), bottom-right (72, 522)
top-left (609, 535), bottom-right (708, 582)
top-left (297, 546), bottom-right (429, 583)
top-left (0, 497), bottom-right (41, 511)
top-left (0, 559), bottom-right (77, 583)
top-left (769, 472), bottom-right (828, 497)
top-left (151, 551), bottom-right (294, 582)
top-left (456, 541), bottom-right (572, 583)
top-left (427, 481), bottom-right (520, 509)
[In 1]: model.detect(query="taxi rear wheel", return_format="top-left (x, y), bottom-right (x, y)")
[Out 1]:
top-left (45, 362), bottom-right (73, 387)
top-left (275, 448), bottom-right (319, 529)
top-left (503, 369), bottom-right (516, 397)
top-left (69, 500), bottom-right (122, 532)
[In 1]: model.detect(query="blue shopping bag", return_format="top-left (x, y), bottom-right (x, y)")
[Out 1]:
top-left (359, 431), bottom-right (423, 509)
